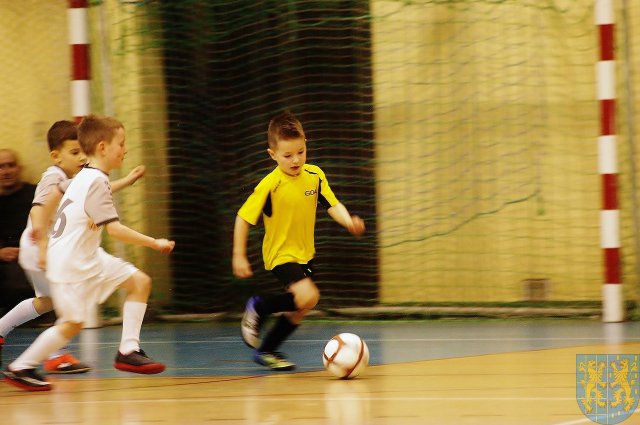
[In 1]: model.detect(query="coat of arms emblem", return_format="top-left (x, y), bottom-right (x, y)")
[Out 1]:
top-left (577, 354), bottom-right (639, 424)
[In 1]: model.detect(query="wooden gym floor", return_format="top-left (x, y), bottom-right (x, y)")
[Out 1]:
top-left (2, 319), bottom-right (640, 424)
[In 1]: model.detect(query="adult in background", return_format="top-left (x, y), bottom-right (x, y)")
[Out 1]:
top-left (0, 149), bottom-right (36, 312)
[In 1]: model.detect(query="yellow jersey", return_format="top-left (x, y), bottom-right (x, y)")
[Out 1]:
top-left (238, 164), bottom-right (339, 270)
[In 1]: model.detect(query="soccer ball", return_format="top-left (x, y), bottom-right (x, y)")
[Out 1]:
top-left (322, 333), bottom-right (369, 379)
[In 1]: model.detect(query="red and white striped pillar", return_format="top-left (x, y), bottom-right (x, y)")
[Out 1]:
top-left (68, 0), bottom-right (90, 123)
top-left (69, 2), bottom-right (100, 329)
top-left (596, 0), bottom-right (622, 322)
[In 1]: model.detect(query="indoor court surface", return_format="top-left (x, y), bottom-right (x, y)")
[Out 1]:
top-left (2, 319), bottom-right (640, 425)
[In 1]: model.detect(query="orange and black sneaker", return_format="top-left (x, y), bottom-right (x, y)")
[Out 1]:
top-left (44, 353), bottom-right (91, 374)
top-left (114, 349), bottom-right (165, 374)
top-left (0, 336), bottom-right (4, 369)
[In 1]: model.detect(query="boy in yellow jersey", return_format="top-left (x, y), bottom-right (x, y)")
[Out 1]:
top-left (232, 111), bottom-right (365, 370)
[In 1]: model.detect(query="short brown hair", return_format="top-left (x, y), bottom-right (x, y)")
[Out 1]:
top-left (267, 111), bottom-right (305, 149)
top-left (78, 114), bottom-right (124, 155)
top-left (47, 120), bottom-right (78, 152)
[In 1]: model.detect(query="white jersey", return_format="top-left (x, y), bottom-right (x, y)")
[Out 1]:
top-left (46, 166), bottom-right (119, 283)
top-left (18, 166), bottom-right (68, 271)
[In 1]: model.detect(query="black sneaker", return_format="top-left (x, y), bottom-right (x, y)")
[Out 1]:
top-left (3, 368), bottom-right (51, 391)
top-left (114, 349), bottom-right (165, 374)
top-left (253, 351), bottom-right (296, 371)
top-left (241, 296), bottom-right (264, 348)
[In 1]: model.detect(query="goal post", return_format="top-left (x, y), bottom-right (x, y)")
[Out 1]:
top-left (595, 0), bottom-right (623, 322)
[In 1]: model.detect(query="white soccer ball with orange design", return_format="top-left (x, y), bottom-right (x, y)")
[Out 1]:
top-left (322, 333), bottom-right (369, 379)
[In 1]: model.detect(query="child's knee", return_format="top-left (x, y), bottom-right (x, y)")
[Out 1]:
top-left (33, 296), bottom-right (53, 314)
top-left (129, 272), bottom-right (152, 295)
top-left (119, 271), bottom-right (152, 303)
top-left (294, 282), bottom-right (320, 310)
top-left (138, 273), bottom-right (152, 292)
top-left (306, 287), bottom-right (320, 309)
top-left (59, 321), bottom-right (83, 339)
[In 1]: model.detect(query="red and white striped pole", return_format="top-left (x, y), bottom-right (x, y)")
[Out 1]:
top-left (69, 1), bottom-right (99, 329)
top-left (596, 0), bottom-right (623, 322)
top-left (68, 0), bottom-right (90, 123)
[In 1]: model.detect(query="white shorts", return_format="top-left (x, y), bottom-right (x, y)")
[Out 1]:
top-left (50, 249), bottom-right (138, 324)
top-left (24, 269), bottom-right (51, 298)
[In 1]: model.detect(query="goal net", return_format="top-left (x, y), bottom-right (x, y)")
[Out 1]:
top-left (89, 0), bottom-right (640, 317)
top-left (5, 0), bottom-right (640, 319)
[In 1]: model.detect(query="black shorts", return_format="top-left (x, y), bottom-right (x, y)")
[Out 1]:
top-left (271, 261), bottom-right (315, 287)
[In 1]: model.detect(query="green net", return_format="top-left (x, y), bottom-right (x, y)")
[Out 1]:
top-left (159, 1), bottom-right (377, 312)
top-left (81, 0), bottom-right (640, 317)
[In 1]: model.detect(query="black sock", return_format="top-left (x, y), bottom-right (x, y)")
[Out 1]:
top-left (256, 293), bottom-right (296, 316)
top-left (258, 315), bottom-right (298, 353)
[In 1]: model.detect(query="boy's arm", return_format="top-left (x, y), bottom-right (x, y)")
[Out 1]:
top-left (36, 186), bottom-right (64, 234)
top-left (34, 186), bottom-right (64, 269)
top-left (327, 203), bottom-right (365, 237)
top-left (110, 165), bottom-right (146, 193)
top-left (105, 221), bottom-right (174, 253)
top-left (29, 205), bottom-right (47, 242)
top-left (232, 215), bottom-right (253, 278)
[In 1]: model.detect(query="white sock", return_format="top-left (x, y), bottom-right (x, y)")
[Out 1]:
top-left (119, 301), bottom-right (147, 355)
top-left (48, 346), bottom-right (70, 360)
top-left (0, 298), bottom-right (70, 362)
top-left (0, 298), bottom-right (39, 338)
top-left (9, 326), bottom-right (69, 371)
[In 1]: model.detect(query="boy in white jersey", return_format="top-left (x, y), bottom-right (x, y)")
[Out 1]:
top-left (0, 120), bottom-right (144, 374)
top-left (233, 111), bottom-right (365, 370)
top-left (3, 115), bottom-right (174, 391)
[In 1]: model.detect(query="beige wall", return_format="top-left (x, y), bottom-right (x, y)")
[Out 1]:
top-left (371, 1), bottom-right (634, 302)
top-left (0, 1), bottom-right (69, 182)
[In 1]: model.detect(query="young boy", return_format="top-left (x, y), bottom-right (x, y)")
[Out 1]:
top-left (3, 115), bottom-right (174, 391)
top-left (232, 111), bottom-right (365, 370)
top-left (0, 121), bottom-right (145, 374)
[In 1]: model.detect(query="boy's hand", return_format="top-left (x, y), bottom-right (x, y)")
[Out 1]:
top-left (347, 215), bottom-right (365, 237)
top-left (154, 238), bottom-right (175, 254)
top-left (127, 165), bottom-right (146, 186)
top-left (233, 254), bottom-right (253, 278)
top-left (0, 247), bottom-right (19, 262)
